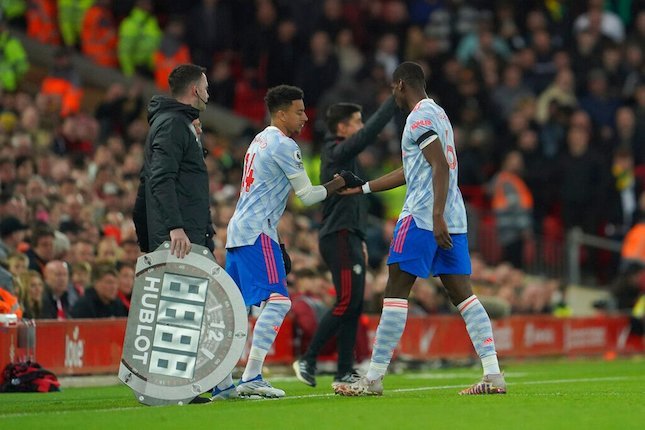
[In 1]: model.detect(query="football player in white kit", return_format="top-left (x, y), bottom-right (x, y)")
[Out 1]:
top-left (335, 62), bottom-right (506, 396)
top-left (211, 85), bottom-right (364, 399)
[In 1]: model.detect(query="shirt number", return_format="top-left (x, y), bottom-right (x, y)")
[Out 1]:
top-left (242, 153), bottom-right (256, 192)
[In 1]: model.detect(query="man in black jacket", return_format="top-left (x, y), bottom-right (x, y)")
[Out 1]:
top-left (133, 64), bottom-right (214, 257)
top-left (293, 96), bottom-right (397, 388)
top-left (70, 263), bottom-right (127, 318)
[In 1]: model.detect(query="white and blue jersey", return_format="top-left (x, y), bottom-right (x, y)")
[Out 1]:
top-left (226, 126), bottom-right (305, 248)
top-left (226, 126), bottom-right (302, 304)
top-left (386, 99), bottom-right (471, 277)
top-left (399, 98), bottom-right (467, 233)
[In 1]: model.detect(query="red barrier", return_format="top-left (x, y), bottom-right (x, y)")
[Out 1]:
top-left (0, 315), bottom-right (641, 376)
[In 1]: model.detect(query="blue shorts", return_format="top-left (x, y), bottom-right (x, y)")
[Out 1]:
top-left (226, 234), bottom-right (288, 306)
top-left (386, 215), bottom-right (471, 278)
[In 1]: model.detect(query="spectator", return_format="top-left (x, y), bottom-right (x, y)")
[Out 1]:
top-left (290, 268), bottom-right (332, 356)
top-left (490, 150), bottom-right (534, 268)
top-left (579, 69), bottom-right (621, 145)
top-left (119, 238), bottom-right (140, 265)
top-left (26, 0), bottom-right (60, 45)
top-left (295, 30), bottom-right (340, 107)
top-left (70, 261), bottom-right (90, 297)
top-left (0, 216), bottom-right (28, 261)
top-left (7, 252), bottom-right (28, 280)
top-left (70, 263), bottom-right (127, 318)
top-left (0, 286), bottom-right (22, 318)
top-left (153, 18), bottom-right (191, 91)
top-left (39, 260), bottom-right (71, 319)
top-left (17, 269), bottom-right (44, 319)
top-left (117, 0), bottom-right (162, 77)
top-left (0, 19), bottom-right (29, 92)
top-left (40, 47), bottom-right (83, 117)
top-left (208, 60), bottom-right (235, 109)
top-left (81, 0), bottom-right (119, 68)
top-left (94, 81), bottom-right (145, 143)
top-left (58, 0), bottom-right (93, 47)
top-left (265, 18), bottom-right (300, 89)
top-left (24, 226), bottom-right (55, 274)
top-left (535, 68), bottom-right (577, 125)
top-left (606, 146), bottom-right (639, 239)
top-left (491, 64), bottom-right (534, 121)
top-left (116, 261), bottom-right (134, 311)
top-left (185, 0), bottom-right (234, 72)
top-left (573, 0), bottom-right (625, 43)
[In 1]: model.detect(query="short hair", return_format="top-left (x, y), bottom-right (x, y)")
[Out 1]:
top-left (168, 64), bottom-right (206, 97)
top-left (326, 103), bottom-right (362, 134)
top-left (392, 61), bottom-right (426, 90)
top-left (265, 85), bottom-right (304, 115)
top-left (92, 262), bottom-right (118, 283)
top-left (293, 268), bottom-right (319, 279)
top-left (31, 226), bottom-right (55, 246)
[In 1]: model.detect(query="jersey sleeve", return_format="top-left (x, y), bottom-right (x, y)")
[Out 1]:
top-left (409, 112), bottom-right (439, 150)
top-left (272, 137), bottom-right (306, 179)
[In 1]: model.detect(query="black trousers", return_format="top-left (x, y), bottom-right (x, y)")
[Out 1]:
top-left (302, 230), bottom-right (365, 377)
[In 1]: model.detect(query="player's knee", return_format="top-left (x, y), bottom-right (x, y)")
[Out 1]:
top-left (268, 294), bottom-right (291, 314)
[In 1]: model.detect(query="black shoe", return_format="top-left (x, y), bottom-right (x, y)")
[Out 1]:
top-left (189, 395), bottom-right (212, 404)
top-left (292, 359), bottom-right (316, 387)
top-left (332, 370), bottom-right (361, 390)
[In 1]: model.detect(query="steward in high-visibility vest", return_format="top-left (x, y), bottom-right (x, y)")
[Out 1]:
top-left (491, 150), bottom-right (534, 266)
top-left (117, 0), bottom-right (161, 76)
top-left (621, 222), bottom-right (645, 267)
top-left (26, 0), bottom-right (60, 45)
top-left (57, 0), bottom-right (93, 46)
top-left (81, 0), bottom-right (117, 67)
top-left (1, 0), bottom-right (26, 22)
top-left (0, 287), bottom-right (23, 318)
top-left (153, 19), bottom-right (190, 91)
top-left (40, 47), bottom-right (82, 117)
top-left (0, 21), bottom-right (29, 92)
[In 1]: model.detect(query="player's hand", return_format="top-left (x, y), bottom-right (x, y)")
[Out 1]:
top-left (338, 170), bottom-right (365, 188)
top-left (338, 186), bottom-right (363, 196)
top-left (169, 228), bottom-right (192, 258)
top-left (280, 243), bottom-right (292, 274)
top-left (433, 215), bottom-right (452, 250)
top-left (192, 119), bottom-right (203, 136)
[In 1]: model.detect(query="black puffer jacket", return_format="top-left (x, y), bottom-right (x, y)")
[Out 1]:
top-left (133, 96), bottom-right (213, 252)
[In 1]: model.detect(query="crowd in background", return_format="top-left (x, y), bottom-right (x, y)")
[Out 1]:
top-left (1, 0), bottom-right (645, 331)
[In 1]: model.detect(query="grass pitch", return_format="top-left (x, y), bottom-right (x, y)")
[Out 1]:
top-left (1, 358), bottom-right (643, 430)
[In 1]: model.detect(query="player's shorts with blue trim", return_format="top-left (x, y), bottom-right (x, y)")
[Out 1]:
top-left (225, 233), bottom-right (288, 306)
top-left (386, 215), bottom-right (472, 278)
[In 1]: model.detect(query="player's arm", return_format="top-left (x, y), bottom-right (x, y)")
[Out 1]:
top-left (330, 97), bottom-right (397, 162)
top-left (421, 133), bottom-right (452, 249)
top-left (288, 171), bottom-right (346, 206)
top-left (339, 167), bottom-right (405, 196)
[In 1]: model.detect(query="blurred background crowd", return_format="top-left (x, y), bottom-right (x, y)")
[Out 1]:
top-left (0, 0), bottom-right (644, 336)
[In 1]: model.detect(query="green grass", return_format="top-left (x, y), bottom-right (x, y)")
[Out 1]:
top-left (1, 358), bottom-right (644, 430)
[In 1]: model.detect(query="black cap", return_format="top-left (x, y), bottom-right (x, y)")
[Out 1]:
top-left (0, 216), bottom-right (28, 237)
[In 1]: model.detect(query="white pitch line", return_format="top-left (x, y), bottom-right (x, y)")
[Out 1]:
top-left (0, 376), bottom-right (636, 418)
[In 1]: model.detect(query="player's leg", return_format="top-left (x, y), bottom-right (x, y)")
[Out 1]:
top-left (295, 232), bottom-right (345, 386)
top-left (435, 234), bottom-right (505, 395)
top-left (336, 216), bottom-right (431, 396)
top-left (236, 234), bottom-right (291, 398)
top-left (296, 231), bottom-right (365, 387)
top-left (334, 232), bottom-right (366, 382)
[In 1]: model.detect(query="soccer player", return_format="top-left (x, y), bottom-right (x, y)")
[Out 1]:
top-left (335, 62), bottom-right (506, 396)
top-left (293, 96), bottom-right (397, 389)
top-left (211, 85), bottom-right (364, 399)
